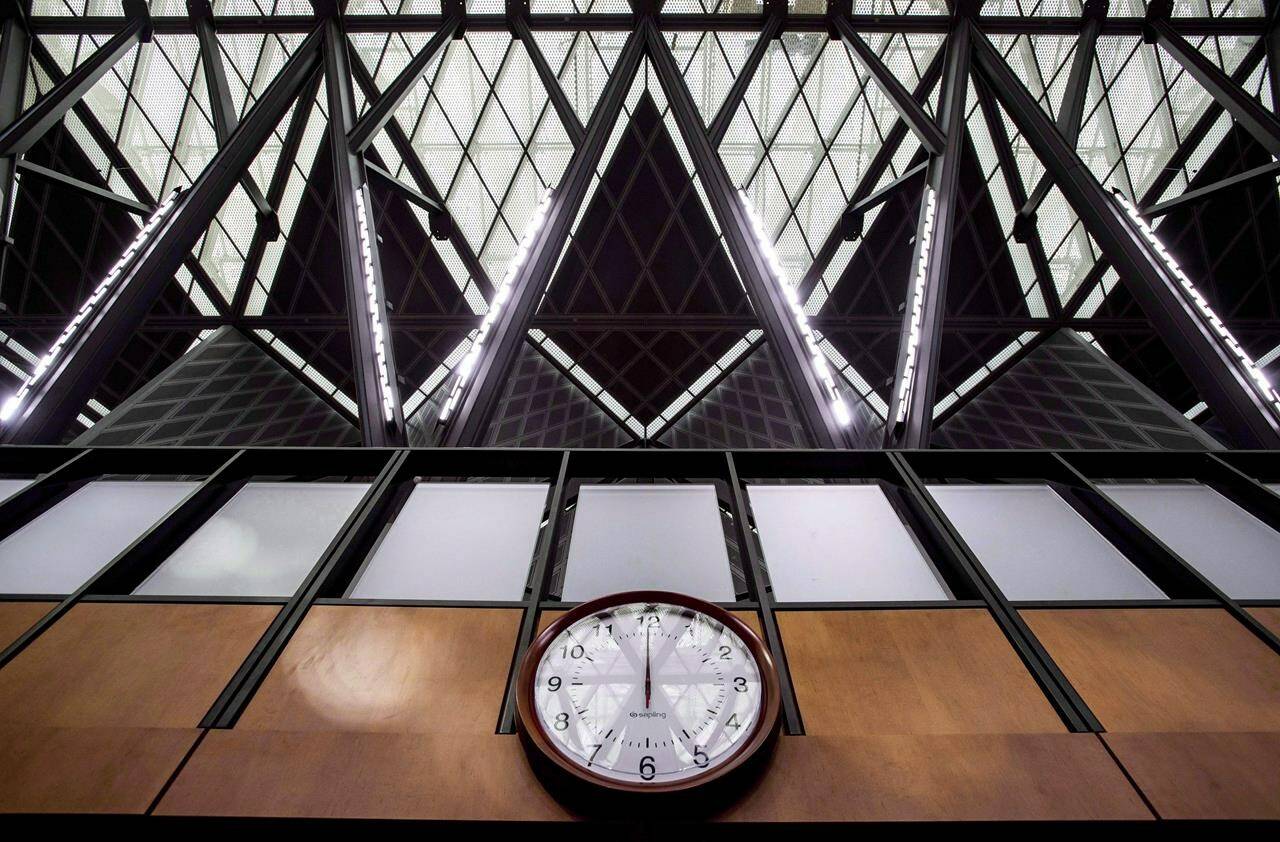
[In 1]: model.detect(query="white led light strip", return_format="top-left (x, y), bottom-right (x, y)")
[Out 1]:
top-left (353, 189), bottom-right (398, 422)
top-left (738, 190), bottom-right (851, 427)
top-left (439, 189), bottom-right (554, 424)
top-left (1115, 191), bottom-right (1280, 418)
top-left (0, 188), bottom-right (182, 423)
top-left (894, 186), bottom-right (937, 425)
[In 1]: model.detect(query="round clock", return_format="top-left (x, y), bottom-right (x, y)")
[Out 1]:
top-left (516, 590), bottom-right (780, 805)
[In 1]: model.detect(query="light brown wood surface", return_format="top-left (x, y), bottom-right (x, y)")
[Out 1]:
top-left (778, 609), bottom-right (1064, 734)
top-left (1104, 732), bottom-right (1280, 819)
top-left (1250, 606), bottom-right (1280, 639)
top-left (0, 601), bottom-right (52, 648)
top-left (0, 725), bottom-right (199, 813)
top-left (156, 730), bottom-right (573, 820)
top-left (0, 602), bottom-right (277, 728)
top-left (238, 606), bottom-right (521, 732)
top-left (1023, 608), bottom-right (1280, 731)
top-left (720, 733), bottom-right (1152, 821)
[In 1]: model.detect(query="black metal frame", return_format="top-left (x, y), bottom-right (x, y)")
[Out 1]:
top-left (3, 444), bottom-right (1279, 742)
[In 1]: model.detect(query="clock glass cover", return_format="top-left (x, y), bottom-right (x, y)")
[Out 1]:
top-left (522, 593), bottom-right (774, 789)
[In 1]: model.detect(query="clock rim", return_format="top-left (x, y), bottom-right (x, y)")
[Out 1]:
top-left (516, 589), bottom-right (781, 795)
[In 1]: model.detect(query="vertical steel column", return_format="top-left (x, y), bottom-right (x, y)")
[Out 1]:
top-left (1267, 0), bottom-right (1280, 116)
top-left (188, 0), bottom-right (279, 241)
top-left (972, 26), bottom-right (1280, 448)
top-left (0, 3), bottom-right (29, 256)
top-left (884, 16), bottom-right (971, 449)
top-left (646, 22), bottom-right (851, 449)
top-left (322, 16), bottom-right (407, 446)
top-left (0, 27), bottom-right (323, 443)
top-left (0, 2), bottom-right (149, 157)
top-left (438, 28), bottom-right (645, 447)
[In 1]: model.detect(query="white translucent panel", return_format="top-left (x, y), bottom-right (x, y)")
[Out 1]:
top-left (0, 481), bottom-right (198, 595)
top-left (134, 482), bottom-right (368, 598)
top-left (747, 485), bottom-right (950, 602)
top-left (1101, 485), bottom-right (1280, 599)
top-left (926, 484), bottom-right (1165, 601)
top-left (562, 485), bottom-right (735, 602)
top-left (0, 478), bottom-right (32, 504)
top-left (349, 483), bottom-right (548, 601)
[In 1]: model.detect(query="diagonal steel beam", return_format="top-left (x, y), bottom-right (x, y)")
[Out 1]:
top-left (366, 159), bottom-right (444, 214)
top-left (832, 13), bottom-right (946, 156)
top-left (0, 6), bottom-right (29, 260)
top-left (1016, 0), bottom-right (1106, 230)
top-left (796, 46), bottom-right (943, 303)
top-left (438, 27), bottom-right (645, 447)
top-left (707, 11), bottom-right (783, 147)
top-left (231, 64), bottom-right (322, 316)
top-left (972, 24), bottom-right (1280, 448)
top-left (0, 26), bottom-right (323, 443)
top-left (346, 12), bottom-right (461, 154)
top-left (322, 16), bottom-right (407, 446)
top-left (647, 21), bottom-right (851, 449)
top-left (15, 158), bottom-right (151, 215)
top-left (1142, 160), bottom-right (1280, 219)
top-left (1146, 4), bottom-right (1280, 158)
top-left (885, 15), bottom-right (972, 448)
top-left (189, 0), bottom-right (279, 241)
top-left (510, 11), bottom-right (585, 147)
top-left (972, 67), bottom-right (1062, 318)
top-left (0, 2), bottom-right (149, 157)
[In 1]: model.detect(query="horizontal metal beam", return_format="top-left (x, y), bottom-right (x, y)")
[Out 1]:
top-left (832, 14), bottom-right (946, 156)
top-left (0, 12), bottom-right (148, 158)
top-left (24, 15), bottom-right (1270, 37)
top-left (15, 159), bottom-right (152, 215)
top-left (1142, 160), bottom-right (1280, 219)
top-left (347, 13), bottom-right (460, 154)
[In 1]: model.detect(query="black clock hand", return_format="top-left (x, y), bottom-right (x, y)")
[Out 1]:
top-left (645, 628), bottom-right (652, 709)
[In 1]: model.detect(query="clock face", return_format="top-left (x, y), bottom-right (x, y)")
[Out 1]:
top-left (521, 593), bottom-right (776, 791)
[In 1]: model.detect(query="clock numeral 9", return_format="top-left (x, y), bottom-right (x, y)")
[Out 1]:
top-left (547, 676), bottom-right (561, 691)
top-left (639, 756), bottom-right (656, 781)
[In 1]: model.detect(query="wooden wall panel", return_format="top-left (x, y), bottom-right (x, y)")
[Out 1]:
top-left (778, 609), bottom-right (1064, 734)
top-left (0, 725), bottom-right (199, 814)
top-left (1103, 732), bottom-right (1280, 819)
top-left (0, 601), bottom-right (52, 648)
top-left (1023, 608), bottom-right (1280, 731)
top-left (1250, 606), bottom-right (1280, 639)
top-left (720, 733), bottom-right (1151, 821)
top-left (0, 603), bottom-right (277, 728)
top-left (156, 730), bottom-right (572, 820)
top-left (238, 606), bottom-right (520, 733)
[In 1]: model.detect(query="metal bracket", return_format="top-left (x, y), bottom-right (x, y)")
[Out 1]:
top-left (123, 0), bottom-right (152, 42)
top-left (1143, 0), bottom-right (1172, 44)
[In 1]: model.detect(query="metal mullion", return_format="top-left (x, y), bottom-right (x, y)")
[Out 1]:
top-left (724, 452), bottom-right (803, 735)
top-left (0, 447), bottom-right (251, 672)
top-left (887, 451), bottom-right (1102, 732)
top-left (510, 13), bottom-right (585, 147)
top-left (498, 449), bottom-right (571, 732)
top-left (707, 11), bottom-right (783, 146)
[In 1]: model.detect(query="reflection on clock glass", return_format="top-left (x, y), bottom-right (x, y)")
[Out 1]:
top-left (532, 601), bottom-right (763, 784)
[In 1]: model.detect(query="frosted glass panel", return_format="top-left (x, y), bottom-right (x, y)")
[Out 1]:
top-left (135, 482), bottom-right (368, 597)
top-left (1101, 485), bottom-right (1280, 599)
top-left (349, 483), bottom-right (548, 600)
top-left (0, 478), bottom-right (31, 503)
top-left (0, 481), bottom-right (197, 594)
top-left (927, 484), bottom-right (1165, 601)
top-left (747, 485), bottom-right (950, 601)
top-left (562, 485), bottom-right (735, 601)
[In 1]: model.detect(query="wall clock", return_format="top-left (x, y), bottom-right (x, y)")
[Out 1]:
top-left (516, 590), bottom-right (780, 807)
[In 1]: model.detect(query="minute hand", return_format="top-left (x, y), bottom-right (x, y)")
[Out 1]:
top-left (645, 629), bottom-right (652, 709)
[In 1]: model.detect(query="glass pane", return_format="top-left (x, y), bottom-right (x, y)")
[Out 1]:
top-left (134, 482), bottom-right (369, 598)
top-left (349, 483), bottom-right (549, 601)
top-left (0, 478), bottom-right (32, 504)
top-left (1101, 485), bottom-right (1280, 599)
top-left (747, 485), bottom-right (950, 602)
top-left (927, 484), bottom-right (1165, 601)
top-left (561, 485), bottom-right (735, 602)
top-left (0, 480), bottom-right (197, 594)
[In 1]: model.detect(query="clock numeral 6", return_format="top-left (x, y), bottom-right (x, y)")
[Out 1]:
top-left (639, 756), bottom-right (656, 781)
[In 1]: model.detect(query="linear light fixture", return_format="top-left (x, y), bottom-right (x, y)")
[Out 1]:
top-left (1115, 190), bottom-right (1280, 419)
top-left (353, 188), bottom-right (398, 423)
top-left (894, 186), bottom-right (937, 425)
top-left (738, 189), bottom-right (851, 427)
top-left (439, 189), bottom-right (554, 424)
top-left (0, 188), bottom-right (182, 423)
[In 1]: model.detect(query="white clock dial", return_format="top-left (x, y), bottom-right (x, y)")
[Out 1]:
top-left (530, 599), bottom-right (765, 785)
